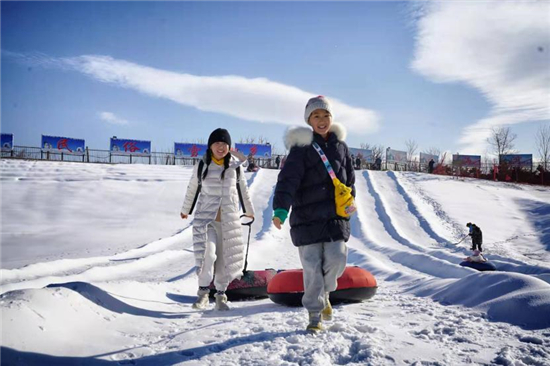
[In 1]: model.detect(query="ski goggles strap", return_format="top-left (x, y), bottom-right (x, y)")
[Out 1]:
top-left (312, 142), bottom-right (337, 181)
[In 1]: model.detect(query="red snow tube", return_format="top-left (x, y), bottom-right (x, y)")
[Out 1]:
top-left (267, 266), bottom-right (377, 307)
top-left (209, 269), bottom-right (277, 301)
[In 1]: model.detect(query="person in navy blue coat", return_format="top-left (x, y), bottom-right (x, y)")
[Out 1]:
top-left (466, 222), bottom-right (483, 251)
top-left (272, 96), bottom-right (355, 332)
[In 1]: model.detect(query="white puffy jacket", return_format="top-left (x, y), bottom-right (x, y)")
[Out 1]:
top-left (181, 152), bottom-right (254, 281)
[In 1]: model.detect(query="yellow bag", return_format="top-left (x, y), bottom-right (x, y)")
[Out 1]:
top-left (333, 178), bottom-right (357, 218)
top-left (312, 142), bottom-right (357, 218)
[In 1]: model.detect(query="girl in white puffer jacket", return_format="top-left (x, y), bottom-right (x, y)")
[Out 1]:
top-left (181, 128), bottom-right (254, 310)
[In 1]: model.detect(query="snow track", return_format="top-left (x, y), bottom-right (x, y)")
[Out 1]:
top-left (353, 171), bottom-right (472, 279)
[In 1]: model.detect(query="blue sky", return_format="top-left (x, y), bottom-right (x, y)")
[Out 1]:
top-left (2, 1), bottom-right (549, 158)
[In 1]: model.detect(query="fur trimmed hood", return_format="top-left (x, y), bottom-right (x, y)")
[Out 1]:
top-left (284, 122), bottom-right (347, 150)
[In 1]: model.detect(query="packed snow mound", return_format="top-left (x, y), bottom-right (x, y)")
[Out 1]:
top-left (406, 272), bottom-right (550, 329)
top-left (0, 160), bottom-right (192, 269)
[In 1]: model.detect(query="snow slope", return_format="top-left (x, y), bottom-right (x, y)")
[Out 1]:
top-left (1, 159), bottom-right (550, 365)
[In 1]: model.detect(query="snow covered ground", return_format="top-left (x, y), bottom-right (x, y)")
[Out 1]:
top-left (1, 159), bottom-right (550, 365)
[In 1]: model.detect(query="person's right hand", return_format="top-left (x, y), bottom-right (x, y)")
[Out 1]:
top-left (181, 213), bottom-right (188, 219)
top-left (273, 217), bottom-right (282, 230)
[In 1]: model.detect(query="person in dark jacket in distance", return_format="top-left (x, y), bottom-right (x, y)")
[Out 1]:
top-left (466, 222), bottom-right (483, 252)
top-left (374, 156), bottom-right (382, 170)
top-left (272, 96), bottom-right (355, 332)
top-left (428, 158), bottom-right (435, 174)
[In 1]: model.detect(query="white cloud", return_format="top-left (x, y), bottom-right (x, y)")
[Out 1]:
top-left (8, 52), bottom-right (379, 134)
top-left (411, 1), bottom-right (550, 154)
top-left (98, 112), bottom-right (129, 126)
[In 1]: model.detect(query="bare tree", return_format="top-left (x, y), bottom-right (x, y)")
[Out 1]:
top-left (270, 142), bottom-right (283, 156)
top-left (239, 136), bottom-right (271, 145)
top-left (536, 123), bottom-right (550, 170)
top-left (239, 136), bottom-right (255, 144)
top-left (425, 147), bottom-right (441, 158)
top-left (372, 145), bottom-right (385, 161)
top-left (183, 138), bottom-right (205, 144)
top-left (405, 139), bottom-right (418, 161)
top-left (360, 143), bottom-right (384, 163)
top-left (487, 126), bottom-right (517, 163)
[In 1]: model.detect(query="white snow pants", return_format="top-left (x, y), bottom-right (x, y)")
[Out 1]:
top-left (298, 241), bottom-right (348, 313)
top-left (197, 221), bottom-right (232, 291)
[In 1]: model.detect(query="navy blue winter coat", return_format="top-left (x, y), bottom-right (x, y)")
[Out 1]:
top-left (469, 224), bottom-right (483, 245)
top-left (273, 123), bottom-right (355, 247)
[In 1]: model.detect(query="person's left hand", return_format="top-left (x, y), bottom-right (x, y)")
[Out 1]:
top-left (231, 150), bottom-right (247, 161)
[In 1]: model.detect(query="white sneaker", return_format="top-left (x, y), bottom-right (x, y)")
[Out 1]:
top-left (192, 289), bottom-right (210, 309)
top-left (214, 292), bottom-right (230, 311)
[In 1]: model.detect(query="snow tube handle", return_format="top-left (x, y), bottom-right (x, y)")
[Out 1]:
top-left (240, 214), bottom-right (255, 226)
top-left (240, 214), bottom-right (254, 274)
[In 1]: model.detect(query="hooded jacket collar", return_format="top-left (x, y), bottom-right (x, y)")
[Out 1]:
top-left (284, 122), bottom-right (347, 149)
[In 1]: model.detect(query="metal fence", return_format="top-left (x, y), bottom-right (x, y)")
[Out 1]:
top-left (1, 145), bottom-right (283, 168)
top-left (356, 159), bottom-right (548, 185)
top-left (2, 145), bottom-right (547, 186)
top-left (444, 163), bottom-right (548, 185)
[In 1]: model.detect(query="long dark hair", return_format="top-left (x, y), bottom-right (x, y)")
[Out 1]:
top-left (202, 149), bottom-right (231, 180)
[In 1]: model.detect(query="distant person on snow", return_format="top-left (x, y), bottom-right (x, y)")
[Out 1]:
top-left (272, 96), bottom-right (355, 332)
top-left (275, 155), bottom-right (281, 169)
top-left (180, 128), bottom-right (255, 311)
top-left (355, 156), bottom-right (361, 170)
top-left (375, 157), bottom-right (382, 170)
top-left (466, 222), bottom-right (483, 252)
top-left (247, 156), bottom-right (255, 172)
top-left (428, 158), bottom-right (435, 174)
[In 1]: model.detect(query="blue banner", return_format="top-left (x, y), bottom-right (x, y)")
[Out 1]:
top-left (387, 149), bottom-right (407, 163)
top-left (235, 143), bottom-right (272, 158)
top-left (174, 143), bottom-right (208, 158)
top-left (349, 148), bottom-right (373, 163)
top-left (110, 138), bottom-right (151, 156)
top-left (1, 133), bottom-right (13, 151)
top-left (501, 154), bottom-right (532, 168)
top-left (42, 135), bottom-right (85, 154)
top-left (452, 154), bottom-right (481, 168)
